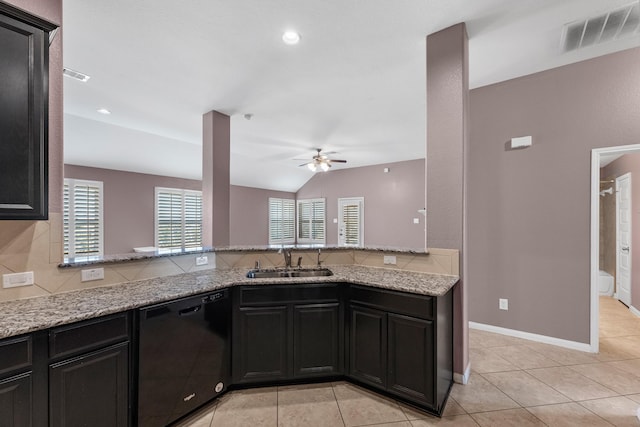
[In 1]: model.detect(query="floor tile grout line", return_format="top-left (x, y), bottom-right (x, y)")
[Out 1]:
top-left (329, 382), bottom-right (347, 427)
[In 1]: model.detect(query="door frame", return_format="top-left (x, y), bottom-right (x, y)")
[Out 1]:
top-left (337, 197), bottom-right (364, 247)
top-left (591, 144), bottom-right (640, 353)
top-left (615, 172), bottom-right (632, 306)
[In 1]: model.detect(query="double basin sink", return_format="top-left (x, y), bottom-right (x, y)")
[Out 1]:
top-left (246, 267), bottom-right (333, 279)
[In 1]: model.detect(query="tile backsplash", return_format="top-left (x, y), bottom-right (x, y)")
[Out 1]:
top-left (0, 220), bottom-right (459, 303)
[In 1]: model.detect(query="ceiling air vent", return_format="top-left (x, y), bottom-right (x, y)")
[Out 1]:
top-left (562, 1), bottom-right (640, 52)
top-left (63, 68), bottom-right (90, 82)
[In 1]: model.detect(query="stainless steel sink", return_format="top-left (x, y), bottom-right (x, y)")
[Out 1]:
top-left (246, 268), bottom-right (333, 279)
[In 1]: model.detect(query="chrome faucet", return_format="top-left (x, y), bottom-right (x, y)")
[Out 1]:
top-left (282, 249), bottom-right (292, 269)
top-left (317, 249), bottom-right (322, 268)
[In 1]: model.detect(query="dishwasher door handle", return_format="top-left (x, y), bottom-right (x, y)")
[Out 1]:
top-left (178, 304), bottom-right (202, 316)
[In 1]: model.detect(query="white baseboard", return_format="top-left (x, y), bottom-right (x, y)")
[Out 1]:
top-left (454, 362), bottom-right (471, 385)
top-left (630, 305), bottom-right (640, 318)
top-left (469, 321), bottom-right (593, 353)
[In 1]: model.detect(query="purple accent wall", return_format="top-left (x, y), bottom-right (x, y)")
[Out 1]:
top-left (603, 154), bottom-right (640, 308)
top-left (230, 186), bottom-right (296, 245)
top-left (5, 0), bottom-right (63, 214)
top-left (296, 159), bottom-right (425, 248)
top-left (426, 24), bottom-right (468, 379)
top-left (468, 47), bottom-right (640, 343)
top-left (202, 111), bottom-right (230, 246)
top-left (64, 165), bottom-right (201, 255)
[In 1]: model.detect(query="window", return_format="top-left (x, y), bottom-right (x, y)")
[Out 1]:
top-left (297, 198), bottom-right (326, 244)
top-left (64, 179), bottom-right (104, 259)
top-left (268, 198), bottom-right (295, 244)
top-left (155, 187), bottom-right (202, 251)
top-left (338, 197), bottom-right (364, 247)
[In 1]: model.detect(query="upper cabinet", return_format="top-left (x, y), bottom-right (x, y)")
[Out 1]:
top-left (0, 3), bottom-right (57, 220)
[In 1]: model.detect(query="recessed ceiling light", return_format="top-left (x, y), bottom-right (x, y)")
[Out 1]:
top-left (63, 68), bottom-right (90, 82)
top-left (97, 108), bottom-right (111, 115)
top-left (282, 30), bottom-right (301, 45)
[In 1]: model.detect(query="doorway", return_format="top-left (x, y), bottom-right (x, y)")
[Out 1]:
top-left (591, 144), bottom-right (640, 352)
top-left (616, 173), bottom-right (632, 307)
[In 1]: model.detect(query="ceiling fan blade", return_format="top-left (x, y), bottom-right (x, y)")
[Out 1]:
top-left (298, 162), bottom-right (311, 167)
top-left (328, 159), bottom-right (347, 163)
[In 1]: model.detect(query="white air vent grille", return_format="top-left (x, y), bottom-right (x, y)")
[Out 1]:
top-left (63, 68), bottom-right (90, 82)
top-left (562, 2), bottom-right (640, 52)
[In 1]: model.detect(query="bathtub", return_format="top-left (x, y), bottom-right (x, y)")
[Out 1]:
top-left (599, 270), bottom-right (614, 296)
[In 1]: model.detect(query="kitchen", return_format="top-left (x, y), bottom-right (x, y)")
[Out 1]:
top-left (1, 0), bottom-right (640, 426)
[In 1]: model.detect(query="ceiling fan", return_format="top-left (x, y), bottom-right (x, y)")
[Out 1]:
top-left (297, 149), bottom-right (347, 172)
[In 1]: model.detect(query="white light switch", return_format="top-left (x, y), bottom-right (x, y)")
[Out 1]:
top-left (333, 218), bottom-right (338, 224)
top-left (3, 271), bottom-right (34, 288)
top-left (413, 218), bottom-right (420, 224)
top-left (499, 298), bottom-right (509, 310)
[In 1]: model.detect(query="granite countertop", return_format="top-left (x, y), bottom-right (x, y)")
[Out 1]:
top-left (0, 265), bottom-right (458, 340)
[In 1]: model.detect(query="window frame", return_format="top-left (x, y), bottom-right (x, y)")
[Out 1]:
top-left (296, 198), bottom-right (326, 244)
top-left (63, 178), bottom-right (104, 259)
top-left (154, 187), bottom-right (203, 252)
top-left (268, 197), bottom-right (296, 245)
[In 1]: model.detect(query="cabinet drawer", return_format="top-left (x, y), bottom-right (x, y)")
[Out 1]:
top-left (239, 284), bottom-right (340, 305)
top-left (49, 313), bottom-right (129, 360)
top-left (0, 335), bottom-right (32, 377)
top-left (349, 285), bottom-right (433, 320)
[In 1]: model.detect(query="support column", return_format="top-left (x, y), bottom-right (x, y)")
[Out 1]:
top-left (426, 23), bottom-right (469, 383)
top-left (202, 110), bottom-right (230, 247)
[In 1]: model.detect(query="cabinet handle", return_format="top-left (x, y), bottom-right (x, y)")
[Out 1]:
top-left (183, 393), bottom-right (196, 402)
top-left (178, 305), bottom-right (201, 316)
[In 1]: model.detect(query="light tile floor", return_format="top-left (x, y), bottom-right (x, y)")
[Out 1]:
top-left (178, 297), bottom-right (640, 426)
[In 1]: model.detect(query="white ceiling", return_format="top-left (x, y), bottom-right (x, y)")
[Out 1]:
top-left (62, 0), bottom-right (640, 192)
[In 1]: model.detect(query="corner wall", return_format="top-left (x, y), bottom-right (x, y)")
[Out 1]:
top-left (467, 47), bottom-right (640, 343)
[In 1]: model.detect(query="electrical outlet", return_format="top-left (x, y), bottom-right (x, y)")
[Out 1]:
top-left (499, 298), bottom-right (509, 310)
top-left (413, 218), bottom-right (420, 224)
top-left (3, 271), bottom-right (34, 288)
top-left (81, 268), bottom-right (104, 282)
top-left (383, 255), bottom-right (397, 265)
top-left (196, 256), bottom-right (208, 266)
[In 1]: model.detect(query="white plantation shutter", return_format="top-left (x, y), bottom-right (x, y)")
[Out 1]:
top-left (338, 197), bottom-right (364, 247)
top-left (63, 179), bottom-right (103, 258)
top-left (155, 188), bottom-right (202, 250)
top-left (269, 198), bottom-right (295, 244)
top-left (297, 198), bottom-right (326, 244)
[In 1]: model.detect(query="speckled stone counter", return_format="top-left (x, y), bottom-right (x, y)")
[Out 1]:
top-left (0, 265), bottom-right (458, 340)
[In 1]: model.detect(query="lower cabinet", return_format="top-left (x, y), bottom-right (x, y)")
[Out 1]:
top-left (347, 285), bottom-right (452, 413)
top-left (49, 343), bottom-right (129, 427)
top-left (232, 284), bottom-right (344, 384)
top-left (0, 372), bottom-right (32, 427)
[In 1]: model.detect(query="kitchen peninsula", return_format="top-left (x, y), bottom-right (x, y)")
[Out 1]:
top-left (0, 248), bottom-right (458, 426)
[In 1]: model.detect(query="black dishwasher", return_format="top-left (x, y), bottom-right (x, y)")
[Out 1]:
top-left (137, 289), bottom-right (230, 427)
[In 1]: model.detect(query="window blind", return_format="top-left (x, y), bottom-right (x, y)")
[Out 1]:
top-left (63, 179), bottom-right (104, 258)
top-left (338, 197), bottom-right (364, 247)
top-left (297, 198), bottom-right (326, 243)
top-left (268, 198), bottom-right (295, 244)
top-left (155, 188), bottom-right (203, 250)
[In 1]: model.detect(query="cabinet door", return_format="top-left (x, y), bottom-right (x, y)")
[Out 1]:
top-left (49, 343), bottom-right (128, 427)
top-left (233, 306), bottom-right (288, 383)
top-left (0, 372), bottom-right (31, 427)
top-left (293, 303), bottom-right (341, 377)
top-left (348, 305), bottom-right (386, 388)
top-left (387, 313), bottom-right (435, 407)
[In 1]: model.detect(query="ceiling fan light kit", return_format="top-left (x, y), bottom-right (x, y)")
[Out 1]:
top-left (300, 149), bottom-right (346, 172)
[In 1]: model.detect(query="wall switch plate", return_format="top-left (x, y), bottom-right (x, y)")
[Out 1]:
top-left (383, 255), bottom-right (397, 265)
top-left (196, 256), bottom-right (208, 266)
top-left (499, 298), bottom-right (509, 310)
top-left (333, 218), bottom-right (338, 223)
top-left (3, 271), bottom-right (34, 288)
top-left (413, 217), bottom-right (420, 224)
top-left (81, 268), bottom-right (104, 282)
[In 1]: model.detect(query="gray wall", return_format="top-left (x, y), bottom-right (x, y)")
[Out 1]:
top-left (467, 47), bottom-right (640, 344)
top-left (603, 153), bottom-right (640, 309)
top-left (230, 185), bottom-right (296, 246)
top-left (64, 165), bottom-right (201, 254)
top-left (296, 159), bottom-right (426, 249)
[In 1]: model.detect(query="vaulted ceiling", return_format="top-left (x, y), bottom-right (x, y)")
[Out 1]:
top-left (62, 0), bottom-right (640, 192)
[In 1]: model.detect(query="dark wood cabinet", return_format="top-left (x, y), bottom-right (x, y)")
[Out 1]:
top-left (232, 284), bottom-right (344, 384)
top-left (49, 312), bottom-right (131, 427)
top-left (0, 372), bottom-right (32, 427)
top-left (347, 285), bottom-right (452, 413)
top-left (0, 3), bottom-right (57, 220)
top-left (49, 343), bottom-right (129, 427)
top-left (234, 305), bottom-right (288, 382)
top-left (293, 302), bottom-right (341, 377)
top-left (348, 305), bottom-right (386, 388)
